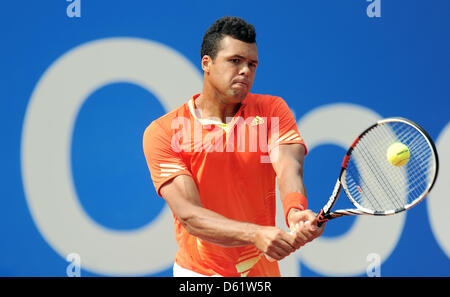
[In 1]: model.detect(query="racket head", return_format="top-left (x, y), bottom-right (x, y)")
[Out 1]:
top-left (339, 117), bottom-right (439, 216)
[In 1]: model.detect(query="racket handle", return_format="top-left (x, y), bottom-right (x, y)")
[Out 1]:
top-left (315, 209), bottom-right (327, 228)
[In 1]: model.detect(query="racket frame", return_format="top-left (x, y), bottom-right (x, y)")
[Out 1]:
top-left (316, 117), bottom-right (439, 226)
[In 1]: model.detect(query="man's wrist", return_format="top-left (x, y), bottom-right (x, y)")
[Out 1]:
top-left (282, 192), bottom-right (308, 228)
top-left (287, 208), bottom-right (302, 224)
top-left (247, 223), bottom-right (263, 246)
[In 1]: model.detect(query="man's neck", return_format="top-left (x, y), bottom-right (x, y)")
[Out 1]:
top-left (194, 92), bottom-right (242, 124)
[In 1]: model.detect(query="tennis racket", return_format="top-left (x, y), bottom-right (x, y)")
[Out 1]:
top-left (314, 117), bottom-right (439, 227)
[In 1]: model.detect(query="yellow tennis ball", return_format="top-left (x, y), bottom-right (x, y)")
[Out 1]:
top-left (386, 142), bottom-right (410, 166)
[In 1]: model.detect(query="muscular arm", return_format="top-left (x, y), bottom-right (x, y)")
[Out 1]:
top-left (160, 175), bottom-right (259, 246)
top-left (271, 143), bottom-right (307, 201)
top-left (160, 174), bottom-right (299, 260)
top-left (271, 143), bottom-right (325, 240)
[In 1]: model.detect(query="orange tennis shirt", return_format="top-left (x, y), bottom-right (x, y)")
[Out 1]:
top-left (143, 93), bottom-right (307, 277)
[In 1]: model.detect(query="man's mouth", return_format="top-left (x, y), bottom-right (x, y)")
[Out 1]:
top-left (232, 79), bottom-right (249, 87)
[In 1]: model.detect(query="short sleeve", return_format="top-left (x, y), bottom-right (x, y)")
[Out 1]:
top-left (268, 97), bottom-right (308, 155)
top-left (143, 120), bottom-right (192, 197)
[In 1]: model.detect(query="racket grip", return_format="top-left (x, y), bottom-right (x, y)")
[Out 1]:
top-left (315, 210), bottom-right (327, 228)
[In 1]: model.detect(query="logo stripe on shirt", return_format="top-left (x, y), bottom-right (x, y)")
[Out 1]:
top-left (275, 130), bottom-right (301, 144)
top-left (159, 164), bottom-right (186, 177)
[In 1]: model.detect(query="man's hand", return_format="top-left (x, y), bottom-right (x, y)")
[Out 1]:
top-left (288, 209), bottom-right (325, 248)
top-left (252, 226), bottom-right (301, 261)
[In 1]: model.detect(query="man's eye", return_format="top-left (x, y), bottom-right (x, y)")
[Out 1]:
top-left (231, 59), bottom-right (240, 63)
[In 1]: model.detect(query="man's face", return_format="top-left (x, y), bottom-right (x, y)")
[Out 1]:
top-left (203, 35), bottom-right (258, 103)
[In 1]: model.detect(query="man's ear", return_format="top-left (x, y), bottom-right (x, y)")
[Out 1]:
top-left (201, 55), bottom-right (212, 73)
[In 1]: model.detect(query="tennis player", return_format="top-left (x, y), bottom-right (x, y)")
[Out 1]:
top-left (143, 16), bottom-right (324, 277)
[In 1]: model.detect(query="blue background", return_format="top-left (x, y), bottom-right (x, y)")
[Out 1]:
top-left (1, 0), bottom-right (449, 276)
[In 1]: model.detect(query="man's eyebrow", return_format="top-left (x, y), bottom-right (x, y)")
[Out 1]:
top-left (230, 54), bottom-right (258, 64)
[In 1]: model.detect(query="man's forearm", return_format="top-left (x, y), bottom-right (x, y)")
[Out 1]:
top-left (178, 204), bottom-right (262, 247)
top-left (277, 165), bottom-right (306, 199)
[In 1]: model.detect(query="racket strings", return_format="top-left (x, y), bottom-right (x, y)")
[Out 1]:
top-left (350, 126), bottom-right (406, 210)
top-left (381, 122), bottom-right (433, 207)
top-left (344, 120), bottom-right (436, 213)
top-left (350, 137), bottom-right (405, 211)
top-left (375, 123), bottom-right (416, 207)
top-left (345, 161), bottom-right (387, 210)
top-left (378, 122), bottom-right (432, 206)
top-left (391, 123), bottom-right (434, 195)
top-left (346, 150), bottom-right (403, 212)
top-left (376, 124), bottom-right (414, 201)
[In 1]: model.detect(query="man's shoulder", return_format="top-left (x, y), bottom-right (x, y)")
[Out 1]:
top-left (143, 101), bottom-right (190, 141)
top-left (147, 101), bottom-right (190, 129)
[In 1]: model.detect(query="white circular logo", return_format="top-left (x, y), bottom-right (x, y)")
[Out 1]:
top-left (21, 38), bottom-right (203, 275)
top-left (428, 121), bottom-right (450, 258)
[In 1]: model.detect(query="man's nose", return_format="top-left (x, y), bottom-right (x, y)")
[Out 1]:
top-left (239, 63), bottom-right (251, 76)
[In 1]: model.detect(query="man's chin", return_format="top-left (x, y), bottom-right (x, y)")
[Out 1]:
top-left (228, 89), bottom-right (249, 102)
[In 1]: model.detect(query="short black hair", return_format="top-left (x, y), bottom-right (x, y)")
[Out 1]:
top-left (201, 16), bottom-right (256, 61)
